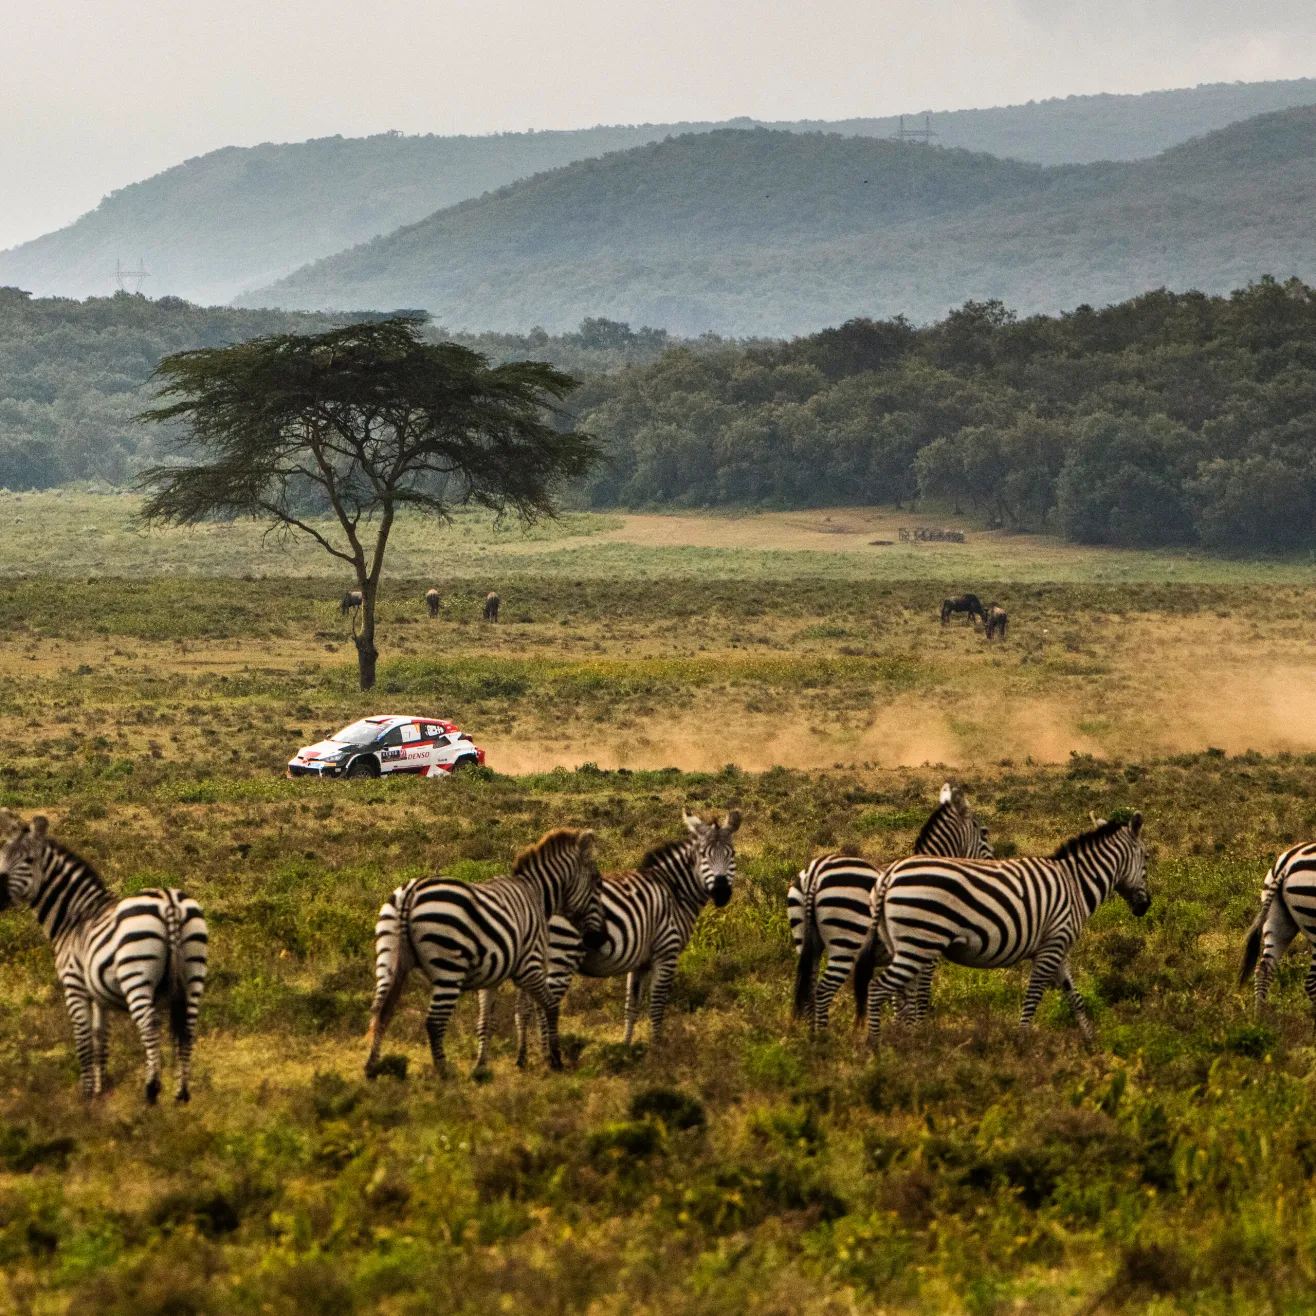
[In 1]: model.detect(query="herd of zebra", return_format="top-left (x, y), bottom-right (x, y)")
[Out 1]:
top-left (3, 793), bottom-right (1316, 1103)
top-left (340, 589), bottom-right (501, 622)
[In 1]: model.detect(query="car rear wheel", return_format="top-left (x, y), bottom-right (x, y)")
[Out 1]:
top-left (345, 756), bottom-right (379, 779)
top-left (450, 756), bottom-right (479, 773)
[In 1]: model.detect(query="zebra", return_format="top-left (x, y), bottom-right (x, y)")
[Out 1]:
top-left (985, 604), bottom-right (1008, 640)
top-left (941, 593), bottom-right (986, 626)
top-left (789, 784), bottom-right (992, 1031)
top-left (506, 810), bottom-right (740, 1059)
top-left (364, 827), bottom-right (605, 1079)
top-left (0, 814), bottom-right (207, 1104)
top-left (863, 812), bottom-right (1149, 1048)
top-left (340, 589), bottom-right (363, 616)
top-left (426, 588), bottom-right (441, 618)
top-left (1239, 842), bottom-right (1316, 1014)
top-left (483, 591), bottom-right (500, 622)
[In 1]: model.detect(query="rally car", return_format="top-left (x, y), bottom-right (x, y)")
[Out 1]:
top-left (287, 715), bottom-right (486, 779)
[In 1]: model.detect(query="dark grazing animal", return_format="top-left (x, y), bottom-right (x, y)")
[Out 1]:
top-left (483, 591), bottom-right (500, 622)
top-left (364, 828), bottom-right (604, 1078)
top-left (506, 810), bottom-right (740, 1056)
top-left (340, 589), bottom-right (363, 615)
top-left (864, 814), bottom-right (1149, 1047)
top-left (1239, 841), bottom-right (1316, 1014)
top-left (985, 604), bottom-right (1008, 639)
top-left (426, 588), bottom-right (440, 618)
top-left (788, 785), bottom-right (992, 1032)
top-left (0, 814), bottom-right (207, 1103)
top-left (940, 593), bottom-right (986, 625)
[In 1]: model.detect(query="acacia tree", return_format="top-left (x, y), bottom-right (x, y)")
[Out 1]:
top-left (139, 318), bottom-right (599, 689)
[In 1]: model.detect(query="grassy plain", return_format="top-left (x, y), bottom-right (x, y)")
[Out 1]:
top-left (2, 501), bottom-right (1316, 1313)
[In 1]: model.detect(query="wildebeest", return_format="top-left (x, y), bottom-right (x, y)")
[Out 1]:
top-left (985, 604), bottom-right (1008, 640)
top-left (426, 588), bottom-right (440, 618)
top-left (483, 592), bottom-right (500, 623)
top-left (340, 590), bottom-right (363, 616)
top-left (940, 593), bottom-right (985, 626)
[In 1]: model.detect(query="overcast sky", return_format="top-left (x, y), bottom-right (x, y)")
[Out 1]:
top-left (4, 0), bottom-right (1315, 251)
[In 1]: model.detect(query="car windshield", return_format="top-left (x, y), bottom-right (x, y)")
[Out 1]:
top-left (330, 719), bottom-right (387, 746)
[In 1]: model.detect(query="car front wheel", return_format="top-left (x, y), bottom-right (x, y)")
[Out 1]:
top-left (345, 756), bottom-right (379, 779)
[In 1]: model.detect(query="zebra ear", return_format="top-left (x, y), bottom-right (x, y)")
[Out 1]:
top-left (724, 809), bottom-right (742, 833)
top-left (31, 816), bottom-right (48, 838)
top-left (1130, 812), bottom-right (1144, 836)
top-left (939, 782), bottom-right (953, 804)
top-left (683, 810), bottom-right (706, 836)
top-left (577, 829), bottom-right (596, 856)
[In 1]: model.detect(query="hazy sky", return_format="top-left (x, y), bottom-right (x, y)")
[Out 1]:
top-left (4, 0), bottom-right (1315, 251)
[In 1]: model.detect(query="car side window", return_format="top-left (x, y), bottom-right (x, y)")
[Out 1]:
top-left (400, 724), bottom-right (420, 744)
top-left (433, 734), bottom-right (451, 748)
top-left (377, 728), bottom-right (403, 748)
top-left (424, 724), bottom-right (442, 738)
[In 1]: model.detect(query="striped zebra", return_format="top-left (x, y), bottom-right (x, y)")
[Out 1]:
top-left (789, 784), bottom-right (992, 1031)
top-left (0, 814), bottom-right (207, 1104)
top-left (863, 813), bottom-right (1149, 1047)
top-left (507, 810), bottom-right (740, 1058)
top-left (1239, 841), bottom-right (1316, 1012)
top-left (364, 827), bottom-right (605, 1079)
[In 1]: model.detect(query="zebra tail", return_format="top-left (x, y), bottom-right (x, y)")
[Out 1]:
top-left (165, 894), bottom-right (189, 1050)
top-left (366, 884), bottom-right (417, 1047)
top-left (1238, 872), bottom-right (1280, 988)
top-left (854, 869), bottom-right (893, 1022)
top-left (792, 876), bottom-right (823, 1021)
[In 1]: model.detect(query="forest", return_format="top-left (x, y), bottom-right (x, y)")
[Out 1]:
top-left (7, 278), bottom-right (1316, 551)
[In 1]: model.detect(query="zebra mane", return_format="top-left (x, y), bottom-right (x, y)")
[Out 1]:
top-left (512, 828), bottom-right (586, 877)
top-left (638, 837), bottom-right (690, 873)
top-left (1050, 817), bottom-right (1128, 862)
top-left (914, 799), bottom-right (961, 852)
top-left (36, 833), bottom-right (110, 895)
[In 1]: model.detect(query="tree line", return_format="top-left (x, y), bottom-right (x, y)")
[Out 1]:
top-left (573, 278), bottom-right (1316, 552)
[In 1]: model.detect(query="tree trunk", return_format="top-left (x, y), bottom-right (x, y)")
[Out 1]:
top-left (356, 584), bottom-right (379, 691)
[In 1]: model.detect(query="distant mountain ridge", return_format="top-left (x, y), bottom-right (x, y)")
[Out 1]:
top-left (239, 107), bottom-right (1316, 337)
top-left (3, 76), bottom-right (1316, 305)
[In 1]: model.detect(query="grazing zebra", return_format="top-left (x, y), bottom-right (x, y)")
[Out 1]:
top-left (507, 811), bottom-right (740, 1057)
top-left (1239, 842), bottom-right (1316, 1014)
top-left (426, 588), bottom-right (440, 618)
top-left (864, 813), bottom-right (1149, 1047)
top-left (364, 828), bottom-right (605, 1078)
top-left (483, 591), bottom-right (500, 622)
top-left (941, 593), bottom-right (986, 626)
top-left (789, 785), bottom-right (992, 1031)
top-left (340, 589), bottom-right (363, 616)
top-left (0, 814), bottom-right (207, 1103)
top-left (985, 604), bottom-right (1008, 640)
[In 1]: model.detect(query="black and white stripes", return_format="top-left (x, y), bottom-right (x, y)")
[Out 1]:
top-left (864, 813), bottom-right (1150, 1046)
top-left (0, 814), bottom-right (207, 1103)
top-left (1239, 841), bottom-right (1316, 1011)
top-left (364, 827), bottom-right (605, 1077)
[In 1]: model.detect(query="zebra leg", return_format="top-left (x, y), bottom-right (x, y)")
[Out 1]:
top-left (122, 979), bottom-right (164, 1104)
top-left (61, 982), bottom-right (96, 1099)
top-left (1304, 954), bottom-right (1316, 1027)
top-left (896, 962), bottom-right (936, 1024)
top-left (514, 991), bottom-right (532, 1068)
top-left (647, 956), bottom-right (679, 1041)
top-left (530, 986), bottom-right (563, 1071)
top-left (1257, 899), bottom-right (1300, 1007)
top-left (866, 954), bottom-right (930, 1048)
top-left (915, 961), bottom-right (936, 1021)
top-left (811, 949), bottom-right (856, 1033)
top-left (1019, 941), bottom-right (1072, 1032)
top-left (1057, 960), bottom-right (1096, 1043)
top-left (473, 989), bottom-right (496, 1076)
top-left (90, 1000), bottom-right (108, 1097)
top-left (623, 970), bottom-right (649, 1045)
top-left (423, 982), bottom-right (461, 1078)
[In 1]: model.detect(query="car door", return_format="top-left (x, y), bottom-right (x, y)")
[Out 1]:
top-left (375, 726), bottom-right (405, 773)
top-left (397, 721), bottom-right (428, 774)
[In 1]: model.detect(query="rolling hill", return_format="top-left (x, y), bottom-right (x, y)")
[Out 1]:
top-left (4, 77), bottom-right (1316, 306)
top-left (239, 107), bottom-right (1316, 336)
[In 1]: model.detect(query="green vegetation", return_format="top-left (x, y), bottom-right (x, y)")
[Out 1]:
top-left (3, 578), bottom-right (1316, 1309)
top-left (8, 78), bottom-right (1316, 305)
top-left (245, 108), bottom-right (1316, 335)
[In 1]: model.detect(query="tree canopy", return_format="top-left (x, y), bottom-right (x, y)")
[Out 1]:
top-left (139, 318), bottom-right (599, 688)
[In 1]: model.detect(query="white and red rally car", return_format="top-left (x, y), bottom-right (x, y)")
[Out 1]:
top-left (287, 715), bottom-right (486, 780)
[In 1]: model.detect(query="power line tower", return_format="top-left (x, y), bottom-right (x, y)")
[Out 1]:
top-left (114, 258), bottom-right (149, 294)
top-left (893, 114), bottom-right (937, 145)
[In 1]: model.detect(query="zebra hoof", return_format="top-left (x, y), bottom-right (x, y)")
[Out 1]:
top-left (175, 1087), bottom-right (190, 1104)
top-left (471, 1066), bottom-right (493, 1085)
top-left (547, 1054), bottom-right (564, 1072)
top-left (145, 1077), bottom-right (161, 1105)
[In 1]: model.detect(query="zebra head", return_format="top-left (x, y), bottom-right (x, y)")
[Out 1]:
top-left (561, 829), bottom-right (607, 950)
top-left (1110, 812), bottom-right (1150, 916)
top-left (922, 785), bottom-right (993, 859)
top-left (682, 809), bottom-right (741, 908)
top-left (0, 814), bottom-right (48, 911)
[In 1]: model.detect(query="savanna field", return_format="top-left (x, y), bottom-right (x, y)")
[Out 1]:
top-left (7, 498), bottom-right (1316, 1313)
